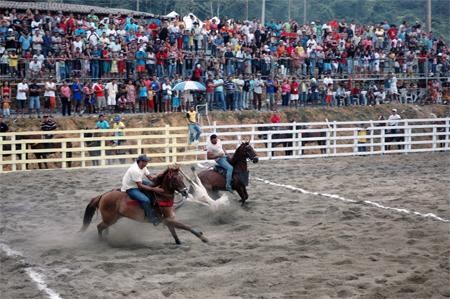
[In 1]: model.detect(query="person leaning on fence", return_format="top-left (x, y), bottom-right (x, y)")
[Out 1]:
top-left (40, 114), bottom-right (57, 149)
top-left (186, 106), bottom-right (202, 145)
top-left (357, 126), bottom-right (368, 152)
top-left (387, 108), bottom-right (401, 134)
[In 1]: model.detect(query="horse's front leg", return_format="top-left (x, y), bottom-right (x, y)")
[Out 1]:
top-left (236, 185), bottom-right (249, 206)
top-left (163, 217), bottom-right (208, 243)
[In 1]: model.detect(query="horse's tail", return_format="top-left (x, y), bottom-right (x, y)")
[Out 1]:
top-left (80, 194), bottom-right (103, 232)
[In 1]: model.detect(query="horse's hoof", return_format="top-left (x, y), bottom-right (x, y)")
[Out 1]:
top-left (192, 229), bottom-right (208, 243)
top-left (175, 239), bottom-right (182, 245)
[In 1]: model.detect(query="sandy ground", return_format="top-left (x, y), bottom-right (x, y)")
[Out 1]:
top-left (0, 153), bottom-right (449, 299)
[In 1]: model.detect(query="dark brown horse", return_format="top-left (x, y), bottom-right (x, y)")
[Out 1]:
top-left (197, 142), bottom-right (258, 206)
top-left (80, 166), bottom-right (208, 245)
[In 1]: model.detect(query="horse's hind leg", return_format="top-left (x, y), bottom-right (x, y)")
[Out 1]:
top-left (97, 222), bottom-right (109, 240)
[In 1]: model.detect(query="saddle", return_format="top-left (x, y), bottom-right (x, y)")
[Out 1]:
top-left (213, 163), bottom-right (250, 187)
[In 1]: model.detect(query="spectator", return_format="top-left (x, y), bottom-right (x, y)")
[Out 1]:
top-left (28, 79), bottom-right (41, 118)
top-left (16, 78), bottom-right (29, 117)
top-left (44, 77), bottom-right (57, 116)
top-left (40, 114), bottom-right (57, 139)
top-left (253, 74), bottom-right (264, 111)
top-left (59, 80), bottom-right (72, 116)
top-left (95, 113), bottom-right (110, 129)
top-left (72, 78), bottom-right (83, 114)
top-left (186, 106), bottom-right (202, 145)
top-left (93, 79), bottom-right (106, 113)
top-left (0, 115), bottom-right (8, 132)
top-left (106, 78), bottom-right (118, 113)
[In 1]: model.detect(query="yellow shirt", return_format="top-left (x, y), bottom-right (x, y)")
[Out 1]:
top-left (358, 130), bottom-right (367, 143)
top-left (187, 110), bottom-right (197, 123)
top-left (9, 55), bottom-right (18, 67)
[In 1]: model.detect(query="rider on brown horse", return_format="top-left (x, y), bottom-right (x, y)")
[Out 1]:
top-left (121, 154), bottom-right (163, 225)
top-left (206, 134), bottom-right (233, 192)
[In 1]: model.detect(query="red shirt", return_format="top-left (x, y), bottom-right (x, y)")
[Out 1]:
top-left (271, 114), bottom-right (281, 123)
top-left (94, 84), bottom-right (105, 97)
top-left (290, 82), bottom-right (299, 94)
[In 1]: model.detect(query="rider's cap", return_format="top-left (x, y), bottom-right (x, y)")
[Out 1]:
top-left (137, 154), bottom-right (150, 162)
top-left (210, 134), bottom-right (217, 140)
top-left (392, 108), bottom-right (397, 112)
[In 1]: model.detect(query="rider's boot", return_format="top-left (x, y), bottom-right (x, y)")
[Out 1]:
top-left (143, 202), bottom-right (160, 226)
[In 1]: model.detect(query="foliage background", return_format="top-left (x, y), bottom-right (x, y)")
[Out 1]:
top-left (60, 0), bottom-right (449, 40)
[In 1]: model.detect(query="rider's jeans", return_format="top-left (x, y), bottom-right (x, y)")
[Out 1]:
top-left (216, 156), bottom-right (233, 189)
top-left (126, 179), bottom-right (154, 206)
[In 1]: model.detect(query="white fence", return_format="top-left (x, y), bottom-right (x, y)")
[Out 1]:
top-left (0, 118), bottom-right (449, 172)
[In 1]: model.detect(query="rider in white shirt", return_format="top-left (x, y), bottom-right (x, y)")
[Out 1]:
top-left (121, 155), bottom-right (160, 225)
top-left (206, 134), bottom-right (233, 192)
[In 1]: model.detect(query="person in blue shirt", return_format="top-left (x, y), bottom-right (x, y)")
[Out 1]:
top-left (19, 32), bottom-right (32, 56)
top-left (72, 78), bottom-right (83, 113)
top-left (95, 114), bottom-right (110, 129)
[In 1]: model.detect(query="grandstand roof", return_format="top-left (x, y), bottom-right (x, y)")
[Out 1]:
top-left (0, 1), bottom-right (156, 18)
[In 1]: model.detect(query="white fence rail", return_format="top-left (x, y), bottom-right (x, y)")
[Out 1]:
top-left (0, 118), bottom-right (449, 172)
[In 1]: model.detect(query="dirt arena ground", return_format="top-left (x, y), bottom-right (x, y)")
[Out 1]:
top-left (1, 153), bottom-right (449, 299)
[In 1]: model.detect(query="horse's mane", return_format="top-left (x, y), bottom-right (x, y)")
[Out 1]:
top-left (231, 142), bottom-right (249, 164)
top-left (155, 167), bottom-right (181, 193)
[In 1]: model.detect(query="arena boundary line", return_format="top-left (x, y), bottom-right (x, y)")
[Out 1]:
top-left (0, 242), bottom-right (63, 299)
top-left (254, 178), bottom-right (449, 223)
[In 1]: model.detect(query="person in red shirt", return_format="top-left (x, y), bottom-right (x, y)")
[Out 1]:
top-left (270, 112), bottom-right (281, 123)
top-left (387, 25), bottom-right (398, 40)
top-left (290, 77), bottom-right (299, 108)
top-left (93, 80), bottom-right (106, 112)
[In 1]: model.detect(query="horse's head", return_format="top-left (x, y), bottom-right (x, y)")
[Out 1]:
top-left (161, 166), bottom-right (188, 197)
top-left (235, 141), bottom-right (259, 164)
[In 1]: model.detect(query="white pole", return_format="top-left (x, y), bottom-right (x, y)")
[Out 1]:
top-left (427, 0), bottom-right (432, 32)
top-left (137, 0), bottom-right (140, 11)
top-left (303, 0), bottom-right (307, 24)
top-left (288, 0), bottom-right (291, 20)
top-left (261, 0), bottom-right (266, 26)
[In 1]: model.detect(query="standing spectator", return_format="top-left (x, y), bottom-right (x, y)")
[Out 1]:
top-left (93, 80), bottom-right (106, 113)
top-left (28, 79), bottom-right (41, 118)
top-left (1, 81), bottom-right (12, 118)
top-left (72, 78), bottom-right (83, 114)
top-left (290, 77), bottom-right (299, 108)
top-left (161, 77), bottom-right (172, 113)
top-left (16, 78), bottom-right (29, 117)
top-left (233, 74), bottom-right (245, 111)
top-left (83, 81), bottom-right (96, 114)
top-left (205, 75), bottom-right (215, 110)
top-left (106, 79), bottom-right (118, 113)
top-left (387, 108), bottom-right (401, 132)
top-left (126, 80), bottom-right (137, 113)
top-left (279, 78), bottom-right (289, 107)
top-left (138, 80), bottom-right (148, 113)
top-left (44, 77), bottom-right (57, 116)
top-left (253, 74), bottom-right (264, 111)
top-left (213, 75), bottom-right (225, 111)
top-left (59, 80), bottom-right (72, 116)
top-left (357, 126), bottom-right (368, 152)
top-left (224, 76), bottom-right (236, 111)
top-left (266, 77), bottom-right (277, 110)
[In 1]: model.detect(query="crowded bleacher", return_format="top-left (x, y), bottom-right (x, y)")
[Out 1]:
top-left (0, 2), bottom-right (449, 117)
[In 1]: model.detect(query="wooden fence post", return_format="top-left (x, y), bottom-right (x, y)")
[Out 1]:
top-left (353, 128), bottom-right (358, 153)
top-left (80, 132), bottom-right (86, 168)
top-left (432, 125), bottom-right (437, 151)
top-left (369, 120), bottom-right (374, 154)
top-left (61, 140), bottom-right (67, 168)
top-left (165, 125), bottom-right (170, 164)
top-left (404, 120), bottom-right (411, 153)
top-left (332, 121), bottom-right (337, 155)
top-left (445, 119), bottom-right (450, 151)
top-left (100, 139), bottom-right (106, 166)
top-left (267, 132), bottom-right (272, 160)
top-left (381, 128), bottom-right (386, 154)
top-left (21, 139), bottom-right (27, 170)
top-left (172, 136), bottom-right (177, 163)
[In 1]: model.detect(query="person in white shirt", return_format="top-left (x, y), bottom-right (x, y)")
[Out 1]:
top-left (323, 74), bottom-right (333, 86)
top-left (29, 56), bottom-right (42, 75)
top-left (16, 79), bottom-right (29, 117)
top-left (121, 155), bottom-right (160, 225)
top-left (206, 134), bottom-right (233, 192)
top-left (388, 108), bottom-right (401, 128)
top-left (44, 77), bottom-right (57, 115)
top-left (388, 72), bottom-right (399, 102)
top-left (105, 79), bottom-right (118, 112)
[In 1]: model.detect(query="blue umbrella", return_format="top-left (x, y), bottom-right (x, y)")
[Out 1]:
top-left (172, 80), bottom-right (206, 91)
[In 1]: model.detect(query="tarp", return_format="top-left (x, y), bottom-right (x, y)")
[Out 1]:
top-left (166, 11), bottom-right (179, 18)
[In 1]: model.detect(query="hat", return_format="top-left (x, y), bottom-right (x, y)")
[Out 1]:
top-left (392, 108), bottom-right (397, 112)
top-left (8, 28), bottom-right (13, 32)
top-left (43, 114), bottom-right (49, 118)
top-left (136, 154), bottom-right (150, 162)
top-left (113, 115), bottom-right (121, 122)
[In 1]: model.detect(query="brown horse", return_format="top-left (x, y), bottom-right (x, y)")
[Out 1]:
top-left (80, 166), bottom-right (208, 245)
top-left (197, 142), bottom-right (258, 206)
